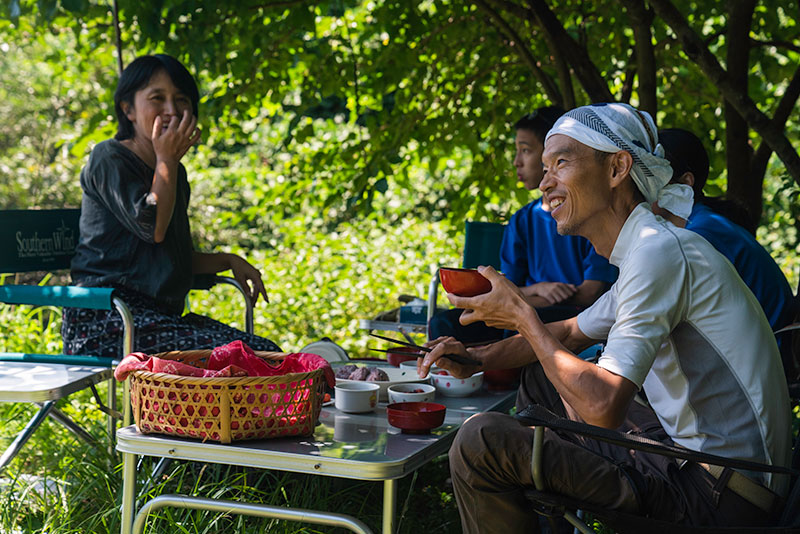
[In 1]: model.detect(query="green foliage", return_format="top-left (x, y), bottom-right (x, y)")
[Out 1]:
top-left (187, 215), bottom-right (459, 358)
top-left (0, 30), bottom-right (116, 209)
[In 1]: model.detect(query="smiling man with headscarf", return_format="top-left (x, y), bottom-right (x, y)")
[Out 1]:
top-left (418, 103), bottom-right (791, 532)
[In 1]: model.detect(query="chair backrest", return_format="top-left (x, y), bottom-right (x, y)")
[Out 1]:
top-left (0, 209), bottom-right (80, 274)
top-left (462, 221), bottom-right (505, 270)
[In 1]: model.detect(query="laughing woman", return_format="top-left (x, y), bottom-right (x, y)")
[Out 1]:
top-left (62, 54), bottom-right (281, 357)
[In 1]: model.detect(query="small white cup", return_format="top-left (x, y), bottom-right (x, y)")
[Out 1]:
top-left (334, 382), bottom-right (380, 413)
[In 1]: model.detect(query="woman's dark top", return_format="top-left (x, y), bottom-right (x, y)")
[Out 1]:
top-left (70, 139), bottom-right (193, 314)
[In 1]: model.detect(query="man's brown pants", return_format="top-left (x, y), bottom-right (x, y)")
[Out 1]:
top-left (448, 363), bottom-right (771, 533)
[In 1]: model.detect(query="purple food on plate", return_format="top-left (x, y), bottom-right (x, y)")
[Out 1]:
top-left (335, 364), bottom-right (358, 379)
top-left (366, 368), bottom-right (389, 382)
top-left (348, 367), bottom-right (370, 381)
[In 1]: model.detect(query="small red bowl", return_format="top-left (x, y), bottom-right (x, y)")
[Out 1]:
top-left (386, 402), bottom-right (446, 434)
top-left (386, 346), bottom-right (421, 367)
top-left (439, 267), bottom-right (492, 297)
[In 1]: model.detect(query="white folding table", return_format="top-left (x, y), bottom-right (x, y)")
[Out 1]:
top-left (0, 362), bottom-right (115, 469)
top-left (118, 384), bottom-right (516, 534)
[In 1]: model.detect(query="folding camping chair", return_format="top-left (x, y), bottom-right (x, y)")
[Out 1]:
top-left (426, 220), bottom-right (506, 325)
top-left (0, 208), bottom-right (256, 471)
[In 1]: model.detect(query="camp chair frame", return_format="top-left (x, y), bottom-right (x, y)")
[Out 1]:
top-left (0, 209), bottom-right (255, 470)
top-left (426, 221), bottom-right (506, 326)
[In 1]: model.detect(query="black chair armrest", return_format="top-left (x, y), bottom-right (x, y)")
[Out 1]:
top-left (515, 404), bottom-right (799, 476)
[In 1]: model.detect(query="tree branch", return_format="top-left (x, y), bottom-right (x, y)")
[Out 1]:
top-left (111, 0), bottom-right (124, 75)
top-left (750, 63), bottom-right (800, 197)
top-left (491, 0), bottom-right (528, 20)
top-left (749, 37), bottom-right (800, 53)
top-left (513, 0), bottom-right (575, 109)
top-left (620, 63), bottom-right (637, 104)
top-left (649, 0), bottom-right (800, 187)
top-left (474, 0), bottom-right (563, 105)
top-left (526, 0), bottom-right (614, 103)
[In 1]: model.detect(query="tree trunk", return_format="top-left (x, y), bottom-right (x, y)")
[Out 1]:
top-left (621, 0), bottom-right (657, 116)
top-left (724, 0), bottom-right (758, 231)
top-left (649, 0), bottom-right (800, 194)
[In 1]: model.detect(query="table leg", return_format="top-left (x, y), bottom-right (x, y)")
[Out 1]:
top-left (382, 479), bottom-right (397, 534)
top-left (0, 401), bottom-right (56, 471)
top-left (120, 451), bottom-right (137, 534)
top-left (46, 406), bottom-right (97, 445)
top-left (108, 378), bottom-right (117, 456)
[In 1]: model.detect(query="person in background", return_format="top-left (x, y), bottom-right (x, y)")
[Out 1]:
top-left (653, 128), bottom-right (796, 379)
top-left (429, 106), bottom-right (618, 343)
top-left (63, 54), bottom-right (281, 358)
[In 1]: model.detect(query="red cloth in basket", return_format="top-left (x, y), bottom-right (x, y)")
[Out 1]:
top-left (114, 340), bottom-right (335, 387)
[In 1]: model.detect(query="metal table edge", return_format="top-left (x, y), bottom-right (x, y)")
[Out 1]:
top-left (116, 425), bottom-right (459, 481)
top-left (0, 367), bottom-right (114, 402)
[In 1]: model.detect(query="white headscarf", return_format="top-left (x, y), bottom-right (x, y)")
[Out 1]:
top-left (545, 103), bottom-right (694, 219)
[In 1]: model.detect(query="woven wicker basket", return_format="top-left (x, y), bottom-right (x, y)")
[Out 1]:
top-left (129, 349), bottom-right (325, 443)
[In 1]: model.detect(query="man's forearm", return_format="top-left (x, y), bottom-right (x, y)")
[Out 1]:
top-left (474, 334), bottom-right (538, 370)
top-left (515, 307), bottom-right (635, 428)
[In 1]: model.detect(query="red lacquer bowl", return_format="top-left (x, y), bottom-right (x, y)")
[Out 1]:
top-left (439, 267), bottom-right (492, 297)
top-left (386, 402), bottom-right (446, 434)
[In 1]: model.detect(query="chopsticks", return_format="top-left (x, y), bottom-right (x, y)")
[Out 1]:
top-left (368, 333), bottom-right (483, 367)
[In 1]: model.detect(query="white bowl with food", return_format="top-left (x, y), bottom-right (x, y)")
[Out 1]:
top-left (430, 370), bottom-right (484, 397)
top-left (387, 383), bottom-right (436, 404)
top-left (334, 363), bottom-right (430, 402)
top-left (334, 381), bottom-right (380, 413)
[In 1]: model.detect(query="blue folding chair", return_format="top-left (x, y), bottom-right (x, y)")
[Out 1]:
top-left (426, 220), bottom-right (506, 328)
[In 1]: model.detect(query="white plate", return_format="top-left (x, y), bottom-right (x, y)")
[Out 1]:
top-left (300, 340), bottom-right (349, 362)
top-left (333, 364), bottom-right (429, 402)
